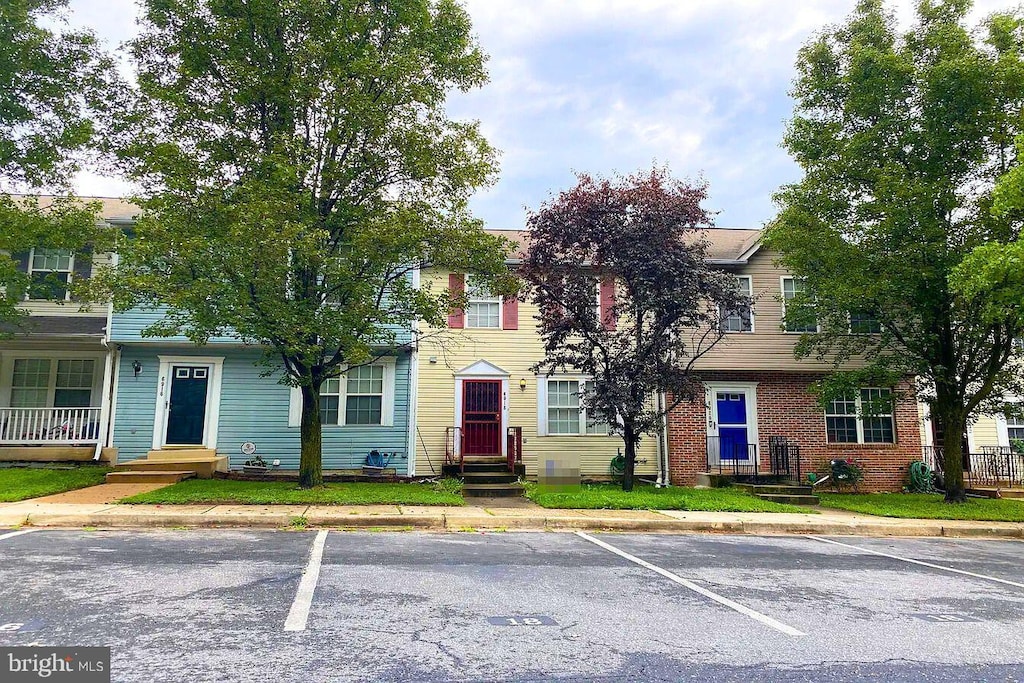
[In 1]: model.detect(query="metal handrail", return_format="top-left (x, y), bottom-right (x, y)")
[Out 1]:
top-left (506, 426), bottom-right (523, 473)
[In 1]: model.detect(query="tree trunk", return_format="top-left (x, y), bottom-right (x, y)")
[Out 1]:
top-left (298, 381), bottom-right (324, 489)
top-left (934, 393), bottom-right (968, 503)
top-left (622, 424), bottom-right (638, 492)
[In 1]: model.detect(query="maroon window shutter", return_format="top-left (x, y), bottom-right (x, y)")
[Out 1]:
top-left (502, 295), bottom-right (519, 330)
top-left (448, 273), bottom-right (465, 328)
top-left (600, 276), bottom-right (617, 331)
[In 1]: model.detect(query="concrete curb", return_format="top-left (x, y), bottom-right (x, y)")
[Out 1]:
top-left (5, 509), bottom-right (1024, 538)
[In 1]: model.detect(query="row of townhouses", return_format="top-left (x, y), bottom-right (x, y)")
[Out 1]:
top-left (1, 199), bottom-right (926, 491)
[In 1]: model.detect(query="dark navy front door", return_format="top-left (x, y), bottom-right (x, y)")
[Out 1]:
top-left (716, 392), bottom-right (749, 461)
top-left (165, 366), bottom-right (209, 445)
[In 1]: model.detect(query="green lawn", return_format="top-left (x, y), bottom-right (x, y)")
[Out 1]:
top-left (524, 483), bottom-right (814, 513)
top-left (0, 466), bottom-right (111, 502)
top-left (819, 493), bottom-right (1024, 522)
top-left (120, 478), bottom-right (465, 506)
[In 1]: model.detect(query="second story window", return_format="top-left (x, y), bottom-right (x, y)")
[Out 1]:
top-left (28, 248), bottom-right (74, 301)
top-left (465, 276), bottom-right (500, 329)
top-left (849, 309), bottom-right (882, 334)
top-left (720, 275), bottom-right (753, 333)
top-left (781, 277), bottom-right (818, 333)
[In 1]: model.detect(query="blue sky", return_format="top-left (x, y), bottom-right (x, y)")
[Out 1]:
top-left (68, 0), bottom-right (1008, 228)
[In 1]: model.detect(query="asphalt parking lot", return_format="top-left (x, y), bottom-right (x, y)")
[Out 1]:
top-left (1, 529), bottom-right (1023, 682)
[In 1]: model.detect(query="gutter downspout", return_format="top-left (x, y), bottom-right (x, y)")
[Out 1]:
top-left (94, 286), bottom-right (117, 461)
top-left (405, 265), bottom-right (421, 477)
top-left (656, 391), bottom-right (670, 487)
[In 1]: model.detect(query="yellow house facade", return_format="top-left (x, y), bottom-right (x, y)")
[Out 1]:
top-left (411, 230), bottom-right (660, 481)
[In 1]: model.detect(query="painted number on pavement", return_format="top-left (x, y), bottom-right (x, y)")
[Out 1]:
top-left (912, 614), bottom-right (982, 623)
top-left (0, 620), bottom-right (44, 634)
top-left (487, 616), bottom-right (557, 626)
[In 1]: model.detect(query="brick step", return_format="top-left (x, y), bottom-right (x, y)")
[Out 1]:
top-left (463, 482), bottom-right (524, 498)
top-left (462, 472), bottom-right (519, 485)
top-left (106, 471), bottom-right (196, 484)
top-left (756, 493), bottom-right (820, 506)
top-left (736, 483), bottom-right (813, 496)
top-left (462, 462), bottom-right (512, 474)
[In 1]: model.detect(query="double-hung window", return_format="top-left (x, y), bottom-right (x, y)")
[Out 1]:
top-left (849, 309), bottom-right (882, 334)
top-left (720, 275), bottom-right (753, 333)
top-left (308, 360), bottom-right (393, 427)
top-left (825, 388), bottom-right (895, 444)
top-left (465, 276), bottom-right (501, 329)
top-left (28, 248), bottom-right (74, 300)
top-left (1006, 414), bottom-right (1024, 443)
top-left (9, 358), bottom-right (96, 408)
top-left (781, 277), bottom-right (818, 333)
top-left (544, 378), bottom-right (607, 435)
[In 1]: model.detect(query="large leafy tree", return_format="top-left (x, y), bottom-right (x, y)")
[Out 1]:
top-left (0, 0), bottom-right (116, 324)
top-left (765, 0), bottom-right (1024, 502)
top-left (522, 168), bottom-right (746, 491)
top-left (101, 0), bottom-right (511, 487)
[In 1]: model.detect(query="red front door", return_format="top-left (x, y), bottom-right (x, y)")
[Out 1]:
top-left (463, 380), bottom-right (502, 455)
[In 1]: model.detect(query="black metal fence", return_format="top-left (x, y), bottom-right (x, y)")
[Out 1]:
top-left (922, 445), bottom-right (1024, 489)
top-left (705, 436), bottom-right (800, 481)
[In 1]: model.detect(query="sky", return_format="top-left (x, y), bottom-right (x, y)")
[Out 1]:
top-left (67, 0), bottom-right (1011, 229)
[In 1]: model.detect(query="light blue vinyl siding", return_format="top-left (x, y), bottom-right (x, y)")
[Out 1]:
top-left (111, 347), bottom-right (411, 472)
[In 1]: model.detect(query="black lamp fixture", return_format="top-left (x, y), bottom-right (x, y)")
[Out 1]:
top-left (132, 360), bottom-right (142, 377)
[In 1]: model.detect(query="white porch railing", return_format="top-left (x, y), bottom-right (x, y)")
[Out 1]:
top-left (0, 407), bottom-right (102, 445)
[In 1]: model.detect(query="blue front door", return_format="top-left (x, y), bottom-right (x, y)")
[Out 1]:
top-left (716, 392), bottom-right (749, 461)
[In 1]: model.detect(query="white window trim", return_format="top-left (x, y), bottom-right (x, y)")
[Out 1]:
top-left (464, 275), bottom-right (503, 330)
top-left (0, 352), bottom-right (105, 408)
top-left (705, 382), bottom-right (759, 464)
top-left (779, 276), bottom-right (819, 334)
top-left (721, 275), bottom-right (754, 334)
top-left (536, 374), bottom-right (610, 437)
top-left (287, 357), bottom-right (396, 428)
top-left (453, 360), bottom-right (510, 458)
top-left (824, 387), bottom-right (895, 445)
top-left (26, 247), bottom-right (75, 301)
top-left (152, 355), bottom-right (224, 449)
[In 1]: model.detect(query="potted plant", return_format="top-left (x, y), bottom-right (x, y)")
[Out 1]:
top-left (829, 458), bottom-right (864, 492)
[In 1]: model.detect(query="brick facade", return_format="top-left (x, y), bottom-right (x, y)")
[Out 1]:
top-left (667, 372), bottom-right (922, 492)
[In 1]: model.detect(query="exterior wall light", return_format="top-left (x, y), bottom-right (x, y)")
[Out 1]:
top-left (519, 378), bottom-right (528, 391)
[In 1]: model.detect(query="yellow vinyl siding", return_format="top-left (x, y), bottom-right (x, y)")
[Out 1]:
top-left (971, 414), bottom-right (1001, 450)
top-left (415, 268), bottom-right (658, 478)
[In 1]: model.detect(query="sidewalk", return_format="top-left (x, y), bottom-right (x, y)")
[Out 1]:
top-left (1, 497), bottom-right (1023, 537)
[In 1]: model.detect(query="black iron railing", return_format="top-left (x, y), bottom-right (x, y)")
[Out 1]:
top-left (768, 436), bottom-right (801, 482)
top-left (922, 445), bottom-right (1024, 488)
top-left (706, 436), bottom-right (759, 479)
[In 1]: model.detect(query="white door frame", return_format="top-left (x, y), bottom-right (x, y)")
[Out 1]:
top-left (453, 360), bottom-right (510, 458)
top-left (152, 355), bottom-right (224, 449)
top-left (705, 382), bottom-right (759, 465)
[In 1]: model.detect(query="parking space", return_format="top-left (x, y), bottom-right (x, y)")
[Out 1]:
top-left (1, 529), bottom-right (1023, 681)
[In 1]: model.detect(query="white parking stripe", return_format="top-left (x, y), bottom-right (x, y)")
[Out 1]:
top-left (575, 531), bottom-right (806, 637)
top-left (284, 530), bottom-right (329, 632)
top-left (0, 529), bottom-right (34, 542)
top-left (807, 536), bottom-right (1024, 589)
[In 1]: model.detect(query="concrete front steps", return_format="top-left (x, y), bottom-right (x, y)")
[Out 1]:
top-left (735, 483), bottom-right (820, 506)
top-left (106, 448), bottom-right (228, 484)
top-left (460, 456), bottom-right (524, 498)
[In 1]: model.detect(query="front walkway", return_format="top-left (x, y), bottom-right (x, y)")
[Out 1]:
top-left (1, 497), bottom-right (1022, 537)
